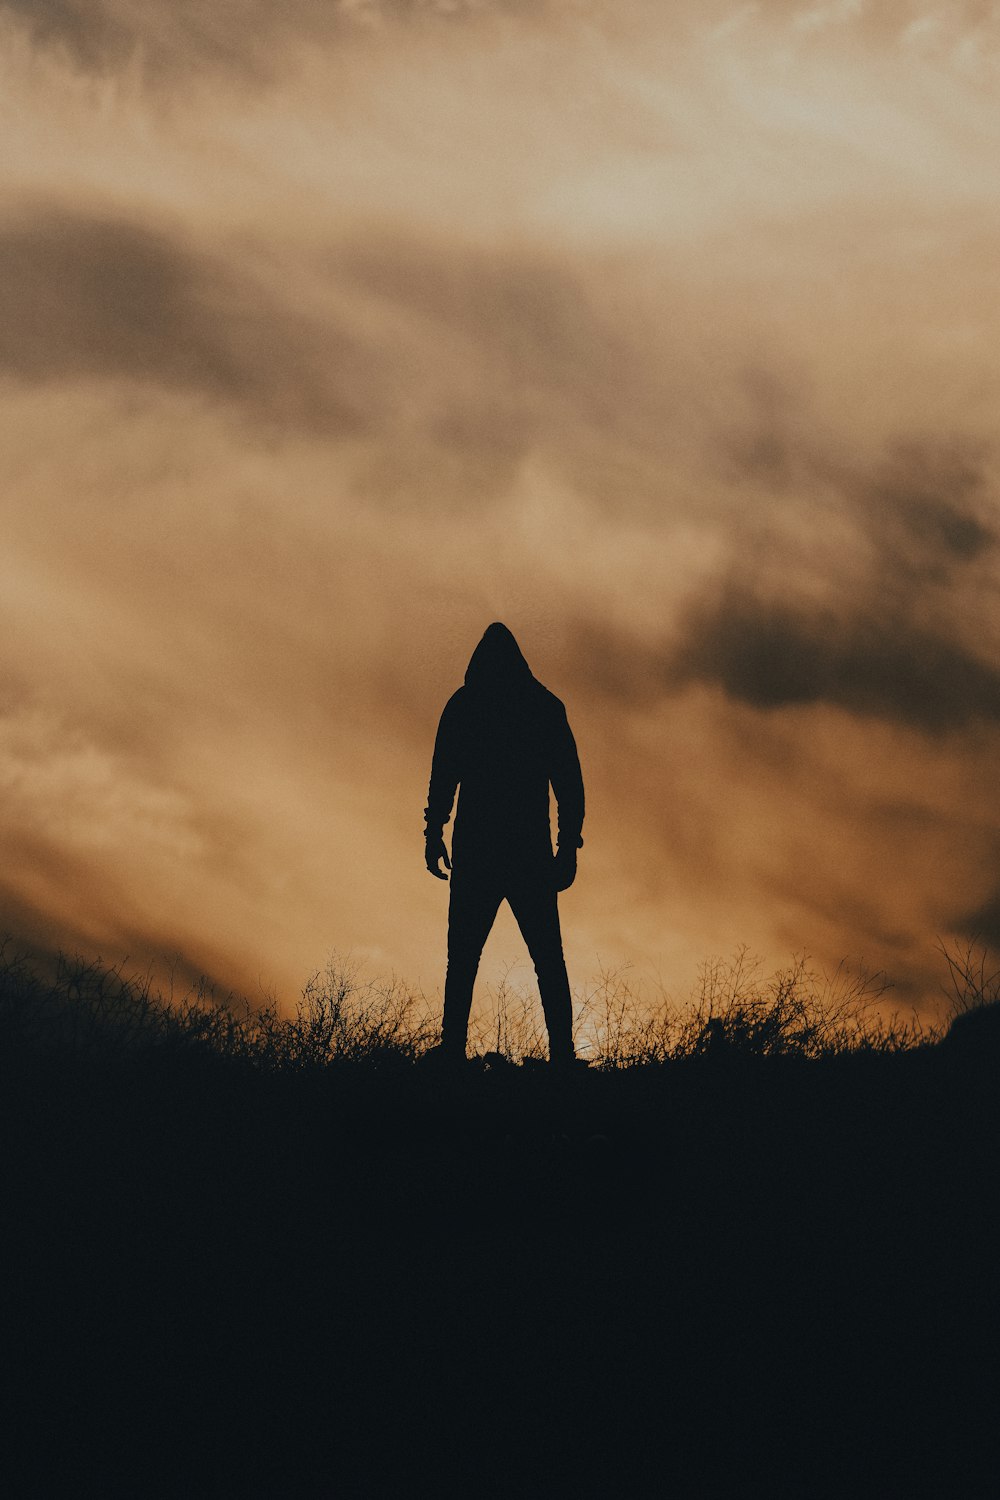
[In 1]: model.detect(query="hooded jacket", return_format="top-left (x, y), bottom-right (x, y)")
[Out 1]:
top-left (424, 624), bottom-right (584, 876)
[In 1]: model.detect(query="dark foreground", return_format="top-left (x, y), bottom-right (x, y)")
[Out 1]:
top-left (3, 1045), bottom-right (997, 1498)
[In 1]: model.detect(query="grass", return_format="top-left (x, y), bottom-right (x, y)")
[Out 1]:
top-left (0, 940), bottom-right (434, 1069)
top-left (0, 937), bottom-right (950, 1073)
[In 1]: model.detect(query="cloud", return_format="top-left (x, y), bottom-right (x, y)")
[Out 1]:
top-left (0, 0), bottom-right (557, 84)
top-left (0, 201), bottom-right (676, 510)
top-left (0, 204), bottom-right (389, 434)
top-left (960, 889), bottom-right (1000, 950)
top-left (2, 0), bottom-right (997, 99)
top-left (3, 0), bottom-right (1000, 1016)
top-left (671, 588), bottom-right (1000, 733)
top-left (329, 232), bottom-right (663, 512)
top-left (667, 438), bottom-right (1000, 734)
top-left (863, 442), bottom-right (994, 575)
top-left (0, 0), bottom-right (333, 81)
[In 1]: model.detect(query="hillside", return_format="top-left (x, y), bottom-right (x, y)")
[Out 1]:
top-left (2, 944), bottom-right (997, 1496)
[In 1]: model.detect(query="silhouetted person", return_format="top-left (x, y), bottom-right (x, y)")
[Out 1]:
top-left (424, 623), bottom-right (584, 1065)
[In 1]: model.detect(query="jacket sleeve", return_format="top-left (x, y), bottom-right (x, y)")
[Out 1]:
top-left (550, 703), bottom-right (585, 850)
top-left (424, 694), bottom-right (463, 839)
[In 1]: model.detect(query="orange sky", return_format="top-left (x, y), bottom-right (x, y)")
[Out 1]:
top-left (3, 1), bottom-right (1000, 1015)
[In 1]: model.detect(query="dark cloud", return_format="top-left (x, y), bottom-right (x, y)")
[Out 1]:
top-left (0, 205), bottom-right (383, 433)
top-left (559, 434), bottom-right (1000, 735)
top-left (671, 587), bottom-right (1000, 734)
top-left (0, 206), bottom-right (659, 490)
top-left (0, 0), bottom-right (545, 82)
top-left (658, 431), bottom-right (1000, 734)
top-left (2, 0), bottom-right (325, 81)
top-left (1, 0), bottom-right (133, 74)
top-left (864, 442), bottom-right (994, 581)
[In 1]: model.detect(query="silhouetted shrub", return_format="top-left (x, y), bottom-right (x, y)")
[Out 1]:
top-left (573, 947), bottom-right (933, 1066)
top-left (938, 939), bottom-right (1000, 1051)
top-left (0, 936), bottom-right (951, 1072)
top-left (249, 956), bottom-right (437, 1067)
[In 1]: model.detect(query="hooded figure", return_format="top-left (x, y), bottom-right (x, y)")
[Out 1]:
top-left (424, 623), bottom-right (584, 1063)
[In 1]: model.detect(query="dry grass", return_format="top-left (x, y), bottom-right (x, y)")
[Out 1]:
top-left (937, 937), bottom-right (1000, 1017)
top-left (0, 935), bottom-right (955, 1071)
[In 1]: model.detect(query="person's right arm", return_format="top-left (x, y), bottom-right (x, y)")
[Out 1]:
top-left (424, 694), bottom-right (463, 879)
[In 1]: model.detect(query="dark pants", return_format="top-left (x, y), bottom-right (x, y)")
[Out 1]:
top-left (442, 868), bottom-right (574, 1059)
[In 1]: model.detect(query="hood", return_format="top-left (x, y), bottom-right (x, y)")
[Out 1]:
top-left (464, 623), bottom-right (536, 694)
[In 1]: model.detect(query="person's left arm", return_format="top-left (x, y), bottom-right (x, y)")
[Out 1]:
top-left (550, 702), bottom-right (584, 890)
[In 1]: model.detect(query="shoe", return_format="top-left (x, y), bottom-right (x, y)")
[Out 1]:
top-left (549, 1052), bottom-right (589, 1072)
top-left (419, 1043), bottom-right (467, 1070)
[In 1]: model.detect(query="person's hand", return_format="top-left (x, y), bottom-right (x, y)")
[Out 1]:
top-left (425, 834), bottom-right (452, 880)
top-left (553, 844), bottom-right (577, 892)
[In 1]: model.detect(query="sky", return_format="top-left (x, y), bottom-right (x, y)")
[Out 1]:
top-left (3, 0), bottom-right (1000, 1015)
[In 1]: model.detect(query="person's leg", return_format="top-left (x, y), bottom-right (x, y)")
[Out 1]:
top-left (442, 873), bottom-right (503, 1055)
top-left (507, 880), bottom-right (575, 1062)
